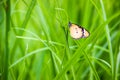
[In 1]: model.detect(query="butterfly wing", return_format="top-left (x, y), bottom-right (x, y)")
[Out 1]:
top-left (82, 29), bottom-right (90, 38)
top-left (69, 24), bottom-right (83, 39)
top-left (69, 23), bottom-right (90, 39)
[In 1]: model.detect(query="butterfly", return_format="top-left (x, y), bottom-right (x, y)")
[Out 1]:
top-left (68, 22), bottom-right (90, 39)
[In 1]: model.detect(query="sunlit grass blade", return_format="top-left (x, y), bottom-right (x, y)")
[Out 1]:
top-left (9, 47), bottom-right (49, 69)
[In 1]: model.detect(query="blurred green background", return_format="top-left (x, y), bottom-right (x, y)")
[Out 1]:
top-left (0, 0), bottom-right (120, 80)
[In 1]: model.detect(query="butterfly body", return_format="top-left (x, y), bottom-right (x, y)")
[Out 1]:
top-left (69, 22), bottom-right (90, 39)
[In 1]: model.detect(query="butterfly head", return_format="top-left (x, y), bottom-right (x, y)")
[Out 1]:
top-left (68, 22), bottom-right (72, 27)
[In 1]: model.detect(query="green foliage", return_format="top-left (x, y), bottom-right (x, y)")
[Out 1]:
top-left (0, 0), bottom-right (120, 80)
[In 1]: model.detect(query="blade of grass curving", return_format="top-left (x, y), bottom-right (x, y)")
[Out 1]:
top-left (10, 0), bottom-right (36, 67)
top-left (94, 45), bottom-right (109, 53)
top-left (75, 41), bottom-right (100, 80)
top-left (110, 20), bottom-right (120, 32)
top-left (92, 20), bottom-right (120, 58)
top-left (91, 57), bottom-right (111, 75)
top-left (99, 0), bottom-right (114, 79)
top-left (82, 0), bottom-right (92, 26)
top-left (89, 0), bottom-right (103, 20)
top-left (16, 36), bottom-right (65, 47)
top-left (50, 51), bottom-right (60, 78)
top-left (14, 28), bottom-right (62, 64)
top-left (9, 68), bottom-right (16, 80)
top-left (9, 47), bottom-right (49, 69)
top-left (35, 4), bottom-right (51, 41)
top-left (114, 34), bottom-right (120, 80)
top-left (64, 27), bottom-right (76, 79)
top-left (21, 0), bottom-right (36, 31)
top-left (115, 47), bottom-right (120, 80)
top-left (17, 44), bottom-right (28, 80)
top-left (4, 0), bottom-right (10, 80)
top-left (96, 30), bottom-right (118, 58)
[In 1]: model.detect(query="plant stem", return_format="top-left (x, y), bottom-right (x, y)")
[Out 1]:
top-left (4, 0), bottom-right (10, 80)
top-left (100, 0), bottom-right (114, 79)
